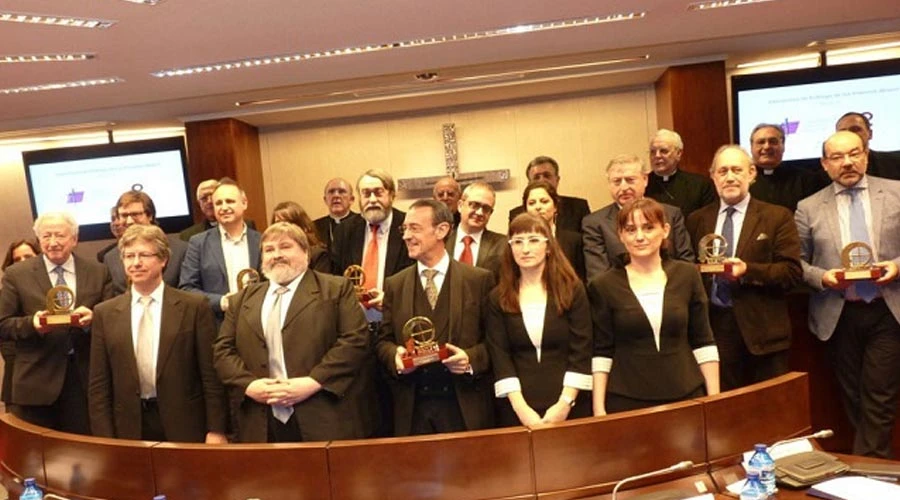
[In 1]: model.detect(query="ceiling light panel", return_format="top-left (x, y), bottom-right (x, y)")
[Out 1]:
top-left (0, 53), bottom-right (95, 64)
top-left (0, 11), bottom-right (115, 28)
top-left (687, 0), bottom-right (776, 11)
top-left (151, 11), bottom-right (647, 78)
top-left (0, 77), bottom-right (123, 95)
top-left (120, 0), bottom-right (165, 4)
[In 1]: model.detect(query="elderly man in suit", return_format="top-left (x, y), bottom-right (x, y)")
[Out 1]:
top-left (433, 176), bottom-right (462, 227)
top-left (179, 179), bottom-right (219, 242)
top-left (180, 178), bottom-right (261, 321)
top-left (376, 199), bottom-right (495, 436)
top-left (90, 224), bottom-right (227, 443)
top-left (508, 156), bottom-right (590, 233)
top-left (446, 182), bottom-right (505, 277)
top-left (313, 177), bottom-right (359, 248)
top-left (214, 222), bottom-right (374, 442)
top-left (686, 145), bottom-right (802, 391)
top-left (104, 190), bottom-right (188, 295)
top-left (0, 212), bottom-right (112, 434)
top-left (796, 131), bottom-right (900, 458)
top-left (583, 154), bottom-right (694, 281)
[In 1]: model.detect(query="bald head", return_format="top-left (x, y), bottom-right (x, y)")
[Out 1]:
top-left (433, 176), bottom-right (461, 214)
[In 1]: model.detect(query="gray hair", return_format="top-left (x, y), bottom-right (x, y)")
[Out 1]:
top-left (33, 211), bottom-right (79, 238)
top-left (606, 154), bottom-right (649, 175)
top-left (652, 129), bottom-right (684, 150)
top-left (709, 144), bottom-right (753, 173)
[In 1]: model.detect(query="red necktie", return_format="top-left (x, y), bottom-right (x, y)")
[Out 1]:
top-left (362, 224), bottom-right (380, 290)
top-left (460, 235), bottom-right (474, 265)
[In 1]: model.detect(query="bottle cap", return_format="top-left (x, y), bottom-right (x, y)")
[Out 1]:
top-left (754, 443), bottom-right (767, 451)
top-left (23, 477), bottom-right (35, 486)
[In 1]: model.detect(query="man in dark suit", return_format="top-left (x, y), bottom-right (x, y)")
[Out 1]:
top-left (433, 176), bottom-right (462, 227)
top-left (583, 154), bottom-right (694, 281)
top-left (796, 131), bottom-right (900, 458)
top-left (687, 145), bottom-right (802, 391)
top-left (446, 181), bottom-right (505, 278)
top-left (646, 129), bottom-right (717, 218)
top-left (104, 190), bottom-right (188, 295)
top-left (312, 177), bottom-right (359, 248)
top-left (96, 206), bottom-right (125, 263)
top-left (508, 156), bottom-right (590, 233)
top-left (376, 199), bottom-right (495, 436)
top-left (89, 224), bottom-right (227, 443)
top-left (836, 111), bottom-right (900, 181)
top-left (180, 179), bottom-right (261, 321)
top-left (0, 212), bottom-right (112, 434)
top-left (214, 222), bottom-right (374, 442)
top-left (179, 179), bottom-right (219, 242)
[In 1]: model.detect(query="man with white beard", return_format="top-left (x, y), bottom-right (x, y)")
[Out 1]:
top-left (214, 222), bottom-right (374, 442)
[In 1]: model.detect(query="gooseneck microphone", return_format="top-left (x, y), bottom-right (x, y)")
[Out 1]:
top-left (611, 460), bottom-right (694, 500)
top-left (770, 429), bottom-right (834, 450)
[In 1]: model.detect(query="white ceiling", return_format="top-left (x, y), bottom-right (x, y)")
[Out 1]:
top-left (1, 0), bottom-right (899, 135)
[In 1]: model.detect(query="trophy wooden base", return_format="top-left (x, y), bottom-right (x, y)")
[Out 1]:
top-left (401, 344), bottom-right (449, 369)
top-left (698, 262), bottom-right (733, 274)
top-left (40, 313), bottom-right (80, 327)
top-left (836, 267), bottom-right (884, 281)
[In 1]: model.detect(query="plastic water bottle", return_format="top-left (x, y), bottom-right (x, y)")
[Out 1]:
top-left (19, 477), bottom-right (43, 500)
top-left (748, 443), bottom-right (776, 495)
top-left (740, 470), bottom-right (768, 500)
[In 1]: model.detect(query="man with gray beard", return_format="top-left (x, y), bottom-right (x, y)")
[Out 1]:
top-left (214, 222), bottom-right (374, 442)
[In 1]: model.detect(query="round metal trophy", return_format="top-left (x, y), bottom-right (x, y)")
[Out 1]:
top-left (697, 234), bottom-right (733, 274)
top-left (836, 241), bottom-right (883, 281)
top-left (343, 265), bottom-right (373, 304)
top-left (236, 268), bottom-right (261, 291)
top-left (400, 316), bottom-right (449, 369)
top-left (41, 285), bottom-right (79, 327)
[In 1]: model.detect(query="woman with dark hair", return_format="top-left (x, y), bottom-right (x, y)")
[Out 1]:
top-left (590, 198), bottom-right (719, 415)
top-left (271, 201), bottom-right (331, 273)
top-left (522, 180), bottom-right (586, 280)
top-left (1, 238), bottom-right (40, 408)
top-left (486, 213), bottom-right (592, 426)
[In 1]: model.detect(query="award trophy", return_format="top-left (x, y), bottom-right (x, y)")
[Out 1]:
top-left (40, 285), bottom-right (80, 327)
top-left (836, 241), bottom-right (883, 281)
top-left (236, 268), bottom-right (261, 291)
top-left (400, 316), bottom-right (449, 369)
top-left (343, 265), bottom-right (374, 305)
top-left (697, 234), bottom-right (733, 274)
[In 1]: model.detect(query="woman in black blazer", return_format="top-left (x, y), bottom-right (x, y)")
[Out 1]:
top-left (589, 198), bottom-right (719, 415)
top-left (271, 201), bottom-right (332, 273)
top-left (486, 213), bottom-right (592, 427)
top-left (521, 180), bottom-right (586, 281)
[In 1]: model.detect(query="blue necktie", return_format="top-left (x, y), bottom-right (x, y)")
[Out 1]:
top-left (845, 188), bottom-right (878, 303)
top-left (712, 207), bottom-right (736, 308)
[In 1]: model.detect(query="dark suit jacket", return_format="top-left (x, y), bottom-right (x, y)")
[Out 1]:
top-left (104, 235), bottom-right (188, 295)
top-left (308, 245), bottom-right (332, 274)
top-left (583, 202), bottom-right (695, 281)
top-left (485, 283), bottom-right (592, 420)
top-left (508, 195), bottom-right (591, 233)
top-left (179, 226), bottom-right (261, 317)
top-left (0, 254), bottom-right (113, 406)
top-left (179, 219), bottom-right (257, 242)
top-left (214, 271), bottom-right (374, 442)
top-left (88, 286), bottom-right (227, 442)
top-left (686, 198), bottom-right (802, 354)
top-left (330, 208), bottom-right (414, 279)
top-left (588, 259), bottom-right (715, 401)
top-left (446, 228), bottom-right (506, 278)
top-left (314, 212), bottom-right (360, 249)
top-left (869, 150), bottom-right (900, 181)
top-left (557, 228), bottom-right (586, 281)
top-left (376, 260), bottom-right (495, 435)
top-left (646, 169), bottom-right (717, 219)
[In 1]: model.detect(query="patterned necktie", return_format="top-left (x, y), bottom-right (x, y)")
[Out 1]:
top-left (136, 296), bottom-right (156, 398)
top-left (265, 286), bottom-right (293, 423)
top-left (53, 266), bottom-right (71, 309)
top-left (459, 235), bottom-right (474, 265)
top-left (845, 188), bottom-right (878, 302)
top-left (712, 207), bottom-right (736, 308)
top-left (362, 224), bottom-right (380, 290)
top-left (422, 269), bottom-right (439, 309)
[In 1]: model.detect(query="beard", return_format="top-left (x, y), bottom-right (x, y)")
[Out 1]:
top-left (262, 259), bottom-right (305, 285)
top-left (362, 205), bottom-right (387, 224)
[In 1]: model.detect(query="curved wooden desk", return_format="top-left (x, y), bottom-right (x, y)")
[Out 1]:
top-left (0, 372), bottom-right (812, 500)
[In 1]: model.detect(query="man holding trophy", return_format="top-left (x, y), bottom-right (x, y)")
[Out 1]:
top-left (376, 200), bottom-right (495, 436)
top-left (796, 131), bottom-right (900, 458)
top-left (686, 145), bottom-right (801, 391)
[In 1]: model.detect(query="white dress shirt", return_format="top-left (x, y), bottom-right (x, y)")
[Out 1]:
top-left (219, 223), bottom-right (250, 294)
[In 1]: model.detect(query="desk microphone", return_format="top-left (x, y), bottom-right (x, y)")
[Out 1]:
top-left (770, 429), bottom-right (834, 450)
top-left (611, 460), bottom-right (694, 500)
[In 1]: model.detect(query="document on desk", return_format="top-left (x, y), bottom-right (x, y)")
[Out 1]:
top-left (807, 475), bottom-right (900, 500)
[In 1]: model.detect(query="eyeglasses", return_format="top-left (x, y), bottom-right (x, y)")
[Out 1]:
top-left (825, 149), bottom-right (865, 164)
top-left (122, 252), bottom-right (159, 262)
top-left (465, 200), bottom-right (494, 214)
top-left (116, 210), bottom-right (146, 220)
top-left (508, 236), bottom-right (549, 249)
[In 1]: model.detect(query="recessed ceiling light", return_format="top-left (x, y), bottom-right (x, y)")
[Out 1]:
top-left (0, 77), bottom-right (123, 95)
top-left (152, 11), bottom-right (647, 78)
top-left (0, 11), bottom-right (115, 28)
top-left (120, 0), bottom-right (165, 4)
top-left (0, 53), bottom-right (96, 64)
top-left (687, 0), bottom-right (776, 11)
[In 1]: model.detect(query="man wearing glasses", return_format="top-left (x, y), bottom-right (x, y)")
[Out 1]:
top-left (748, 123), bottom-right (829, 212)
top-left (104, 190), bottom-right (189, 295)
top-left (645, 129), bottom-right (717, 219)
top-left (796, 131), bottom-right (900, 458)
top-left (446, 182), bottom-right (505, 278)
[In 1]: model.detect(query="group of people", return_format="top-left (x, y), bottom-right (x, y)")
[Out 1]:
top-left (0, 110), bottom-right (899, 459)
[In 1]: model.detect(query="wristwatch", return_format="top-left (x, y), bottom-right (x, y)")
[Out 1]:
top-left (559, 395), bottom-right (576, 407)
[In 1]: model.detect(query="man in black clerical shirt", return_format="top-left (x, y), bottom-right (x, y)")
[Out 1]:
top-left (313, 177), bottom-right (359, 248)
top-left (747, 123), bottom-right (829, 212)
top-left (836, 111), bottom-right (900, 181)
top-left (645, 129), bottom-right (716, 218)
